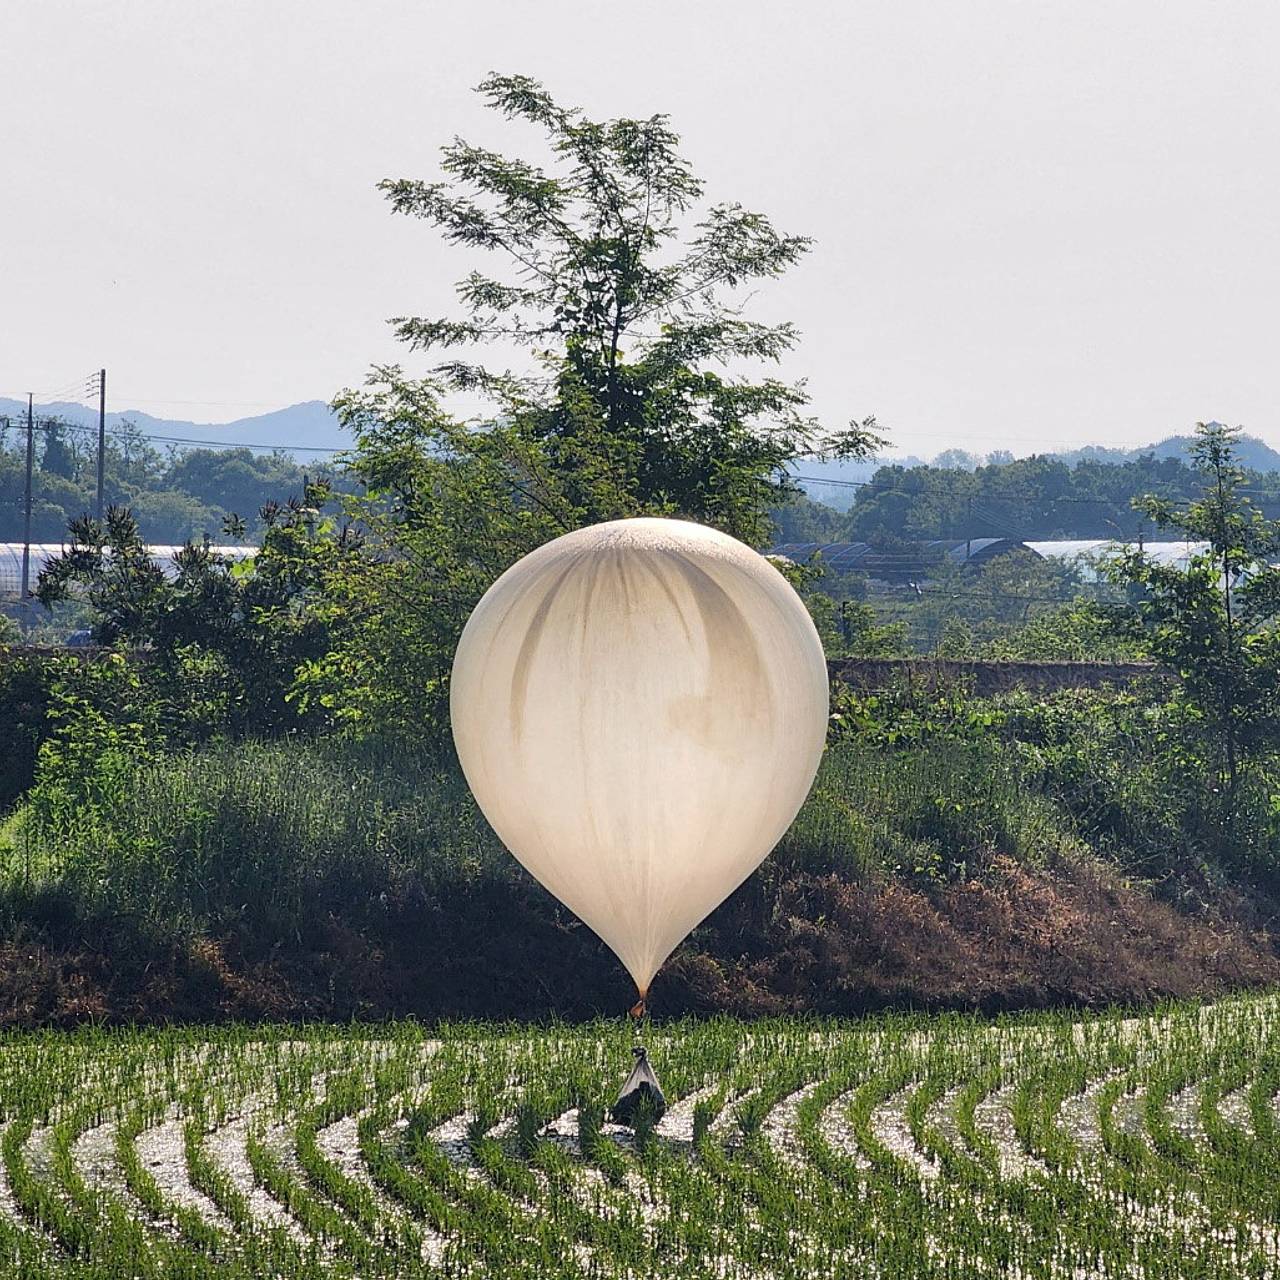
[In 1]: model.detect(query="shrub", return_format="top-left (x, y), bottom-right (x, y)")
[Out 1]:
top-left (0, 649), bottom-right (60, 813)
top-left (2, 726), bottom-right (1277, 1024)
top-left (780, 739), bottom-right (1076, 886)
top-left (997, 686), bottom-right (1280, 887)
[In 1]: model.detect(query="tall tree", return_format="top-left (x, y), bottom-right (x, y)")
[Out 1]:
top-left (39, 420), bottom-right (78, 480)
top-left (319, 74), bottom-right (883, 737)
top-left (1109, 422), bottom-right (1280, 814)
top-left (360, 72), bottom-right (882, 543)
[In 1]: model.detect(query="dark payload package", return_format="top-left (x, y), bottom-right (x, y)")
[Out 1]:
top-left (611, 1045), bottom-right (667, 1127)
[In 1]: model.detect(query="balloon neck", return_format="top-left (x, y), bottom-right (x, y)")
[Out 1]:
top-left (628, 992), bottom-right (648, 1022)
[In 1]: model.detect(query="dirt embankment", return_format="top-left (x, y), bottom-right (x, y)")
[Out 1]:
top-left (1, 855), bottom-right (1274, 1027)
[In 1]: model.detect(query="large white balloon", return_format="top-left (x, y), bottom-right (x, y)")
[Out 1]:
top-left (450, 517), bottom-right (829, 996)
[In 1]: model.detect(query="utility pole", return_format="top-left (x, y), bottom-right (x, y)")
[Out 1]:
top-left (96, 368), bottom-right (106, 520)
top-left (21, 394), bottom-right (34, 606)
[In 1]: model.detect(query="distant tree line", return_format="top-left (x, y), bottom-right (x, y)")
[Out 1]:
top-left (775, 452), bottom-right (1280, 545)
top-left (0, 416), bottom-right (344, 544)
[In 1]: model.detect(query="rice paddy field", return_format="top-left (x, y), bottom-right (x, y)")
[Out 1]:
top-left (0, 994), bottom-right (1276, 1279)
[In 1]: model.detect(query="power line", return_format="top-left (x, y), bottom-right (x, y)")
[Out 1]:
top-left (867, 585), bottom-right (1121, 606)
top-left (137, 432), bottom-right (341, 454)
top-left (96, 395), bottom-right (315, 409)
top-left (32, 373), bottom-right (98, 405)
top-left (7, 423), bottom-right (1276, 508)
top-left (7, 404), bottom-right (1280, 505)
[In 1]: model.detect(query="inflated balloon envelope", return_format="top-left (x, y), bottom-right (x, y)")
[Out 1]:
top-left (450, 517), bottom-right (830, 999)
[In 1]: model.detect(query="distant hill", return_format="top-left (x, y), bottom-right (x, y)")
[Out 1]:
top-left (0, 398), bottom-right (347, 456)
top-left (1054, 432), bottom-right (1280, 472)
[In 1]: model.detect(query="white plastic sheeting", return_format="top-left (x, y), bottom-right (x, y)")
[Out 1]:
top-left (1026, 540), bottom-right (1209, 578)
top-left (0, 543), bottom-right (256, 597)
top-left (450, 518), bottom-right (829, 996)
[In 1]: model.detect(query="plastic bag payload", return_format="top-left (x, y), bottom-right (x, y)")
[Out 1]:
top-left (611, 1046), bottom-right (667, 1126)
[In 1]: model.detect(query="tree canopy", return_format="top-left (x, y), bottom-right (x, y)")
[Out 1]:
top-left (304, 73), bottom-right (884, 735)
top-left (0, 420), bottom-right (340, 544)
top-left (782, 450), bottom-right (1280, 545)
top-left (1106, 422), bottom-right (1280, 819)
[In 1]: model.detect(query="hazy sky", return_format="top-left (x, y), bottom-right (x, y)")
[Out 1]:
top-left (4, 1), bottom-right (1279, 457)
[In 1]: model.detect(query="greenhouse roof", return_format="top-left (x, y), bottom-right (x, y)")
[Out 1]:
top-left (0, 543), bottom-right (256, 597)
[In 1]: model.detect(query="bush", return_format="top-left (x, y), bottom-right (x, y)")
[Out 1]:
top-left (6, 730), bottom-right (1085, 944)
top-left (780, 739), bottom-right (1076, 886)
top-left (997, 686), bottom-right (1280, 887)
top-left (0, 649), bottom-right (62, 813)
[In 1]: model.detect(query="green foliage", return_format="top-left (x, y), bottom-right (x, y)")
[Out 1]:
top-left (310, 73), bottom-right (883, 738)
top-left (1107, 422), bottom-right (1280, 810)
top-left (37, 422), bottom-right (77, 479)
top-left (829, 679), bottom-right (1003, 751)
top-left (9, 736), bottom-right (498, 942)
top-left (34, 497), bottom-right (360, 736)
top-left (783, 736), bottom-right (1069, 885)
top-left (0, 648), bottom-right (59, 812)
top-left (295, 377), bottom-right (575, 737)
top-left (820, 677), bottom-right (1280, 886)
top-left (805, 590), bottom-right (909, 657)
top-left (0, 1001), bottom-right (1276, 1277)
top-left (792, 542), bottom-right (1122, 659)
top-left (378, 73), bottom-right (882, 531)
top-left (838, 450), bottom-right (1251, 543)
top-left (0, 418), bottom-right (344, 543)
top-left (890, 550), bottom-right (1086, 654)
top-left (998, 687), bottom-right (1197, 874)
top-left (25, 651), bottom-right (161, 833)
top-left (6, 725), bottom-right (1080, 935)
top-left (770, 491), bottom-right (852, 543)
top-left (974, 601), bottom-right (1147, 662)
top-left (766, 555), bottom-right (908, 656)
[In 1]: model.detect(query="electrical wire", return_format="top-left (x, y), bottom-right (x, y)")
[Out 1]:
top-left (129, 432), bottom-right (341, 454)
top-left (30, 375), bottom-right (95, 406)
top-left (792, 473), bottom-right (1280, 510)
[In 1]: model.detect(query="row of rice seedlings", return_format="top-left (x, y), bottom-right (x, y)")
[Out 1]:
top-left (997, 1002), bottom-right (1276, 1276)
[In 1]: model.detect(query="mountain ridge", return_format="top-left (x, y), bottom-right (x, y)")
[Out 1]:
top-left (0, 398), bottom-right (347, 454)
top-left (4, 398), bottom-right (1277, 477)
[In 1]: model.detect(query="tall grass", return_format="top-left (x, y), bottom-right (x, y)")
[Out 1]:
top-left (1, 738), bottom-right (507, 940)
top-left (782, 739), bottom-right (1076, 882)
top-left (1, 733), bottom-right (1087, 944)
